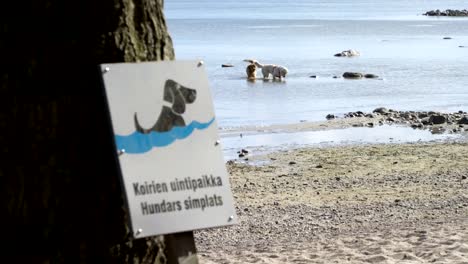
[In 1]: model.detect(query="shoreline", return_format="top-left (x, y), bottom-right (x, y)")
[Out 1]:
top-left (220, 109), bottom-right (468, 161)
top-left (197, 139), bottom-right (468, 263)
top-left (220, 109), bottom-right (468, 136)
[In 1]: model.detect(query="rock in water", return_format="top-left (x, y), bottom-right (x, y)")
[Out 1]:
top-left (424, 9), bottom-right (468, 17)
top-left (343, 72), bottom-right (363, 79)
top-left (364, 73), bottom-right (379, 79)
top-left (334, 49), bottom-right (360, 57)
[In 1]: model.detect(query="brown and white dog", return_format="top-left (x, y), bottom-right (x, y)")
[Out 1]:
top-left (246, 63), bottom-right (257, 80)
top-left (244, 59), bottom-right (288, 80)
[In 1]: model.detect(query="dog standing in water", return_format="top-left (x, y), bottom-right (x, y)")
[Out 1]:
top-left (246, 63), bottom-right (257, 81)
top-left (244, 59), bottom-right (288, 80)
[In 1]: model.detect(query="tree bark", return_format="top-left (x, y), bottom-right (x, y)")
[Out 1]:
top-left (1, 0), bottom-right (175, 263)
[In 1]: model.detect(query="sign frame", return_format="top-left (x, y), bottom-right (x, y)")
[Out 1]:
top-left (100, 60), bottom-right (237, 238)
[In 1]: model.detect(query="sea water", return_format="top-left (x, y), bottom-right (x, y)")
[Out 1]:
top-left (166, 0), bottom-right (468, 129)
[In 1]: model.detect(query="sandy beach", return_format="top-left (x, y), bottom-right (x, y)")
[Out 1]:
top-left (195, 117), bottom-right (468, 263)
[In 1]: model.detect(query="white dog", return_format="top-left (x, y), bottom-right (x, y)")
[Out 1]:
top-left (244, 59), bottom-right (288, 80)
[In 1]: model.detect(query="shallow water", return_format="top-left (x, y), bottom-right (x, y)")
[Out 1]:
top-left (220, 125), bottom-right (465, 160)
top-left (166, 0), bottom-right (468, 129)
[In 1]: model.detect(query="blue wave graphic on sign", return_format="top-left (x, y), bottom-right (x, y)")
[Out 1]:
top-left (115, 118), bottom-right (215, 154)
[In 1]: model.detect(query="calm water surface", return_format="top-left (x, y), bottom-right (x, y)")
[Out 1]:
top-left (166, 1), bottom-right (468, 129)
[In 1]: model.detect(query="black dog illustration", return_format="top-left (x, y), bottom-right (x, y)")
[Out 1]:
top-left (134, 79), bottom-right (197, 133)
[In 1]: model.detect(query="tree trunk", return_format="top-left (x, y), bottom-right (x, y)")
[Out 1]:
top-left (1, 0), bottom-right (175, 262)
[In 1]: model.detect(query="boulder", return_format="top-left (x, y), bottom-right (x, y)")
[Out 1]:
top-left (421, 117), bottom-right (430, 125)
top-left (411, 123), bottom-right (424, 129)
top-left (364, 73), bottom-right (379, 79)
top-left (343, 72), bottom-right (363, 79)
top-left (458, 116), bottom-right (468, 124)
top-left (373, 107), bottom-right (389, 114)
top-left (418, 113), bottom-right (429, 119)
top-left (326, 114), bottom-right (336, 120)
top-left (334, 49), bottom-right (360, 57)
top-left (428, 115), bottom-right (446, 125)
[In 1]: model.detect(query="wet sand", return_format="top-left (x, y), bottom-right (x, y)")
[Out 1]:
top-left (196, 122), bottom-right (468, 263)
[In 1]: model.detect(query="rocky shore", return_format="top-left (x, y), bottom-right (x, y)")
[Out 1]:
top-left (423, 9), bottom-right (468, 17)
top-left (327, 107), bottom-right (468, 134)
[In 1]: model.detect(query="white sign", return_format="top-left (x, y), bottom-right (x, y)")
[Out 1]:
top-left (101, 61), bottom-right (237, 238)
